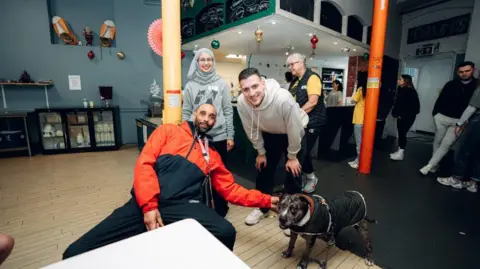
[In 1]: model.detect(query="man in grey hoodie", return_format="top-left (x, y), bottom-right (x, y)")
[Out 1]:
top-left (236, 68), bottom-right (309, 226)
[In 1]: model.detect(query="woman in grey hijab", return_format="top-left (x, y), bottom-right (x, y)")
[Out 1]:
top-left (182, 48), bottom-right (235, 217)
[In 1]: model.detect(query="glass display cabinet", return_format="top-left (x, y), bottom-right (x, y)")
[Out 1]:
top-left (35, 106), bottom-right (121, 154)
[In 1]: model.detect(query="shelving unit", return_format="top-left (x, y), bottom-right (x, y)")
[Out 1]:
top-left (0, 81), bottom-right (54, 109)
top-left (321, 68), bottom-right (344, 92)
top-left (0, 112), bottom-right (32, 157)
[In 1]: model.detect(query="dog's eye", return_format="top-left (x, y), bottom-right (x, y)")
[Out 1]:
top-left (290, 207), bottom-right (297, 214)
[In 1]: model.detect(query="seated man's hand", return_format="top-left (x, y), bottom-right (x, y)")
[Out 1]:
top-left (144, 209), bottom-right (164, 231)
top-left (270, 196), bottom-right (280, 213)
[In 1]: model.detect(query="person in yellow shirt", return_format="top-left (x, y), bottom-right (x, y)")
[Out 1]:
top-left (348, 73), bottom-right (368, 169)
top-left (286, 53), bottom-right (327, 193)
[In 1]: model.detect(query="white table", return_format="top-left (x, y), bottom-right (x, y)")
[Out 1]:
top-left (42, 218), bottom-right (250, 269)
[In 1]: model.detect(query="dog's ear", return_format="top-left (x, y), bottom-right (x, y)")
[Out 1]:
top-left (272, 191), bottom-right (286, 200)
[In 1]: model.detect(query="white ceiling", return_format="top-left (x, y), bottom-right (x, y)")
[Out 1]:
top-left (181, 13), bottom-right (370, 59)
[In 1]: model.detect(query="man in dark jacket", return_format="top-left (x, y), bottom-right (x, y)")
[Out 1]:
top-left (62, 104), bottom-right (279, 259)
top-left (420, 61), bottom-right (477, 175)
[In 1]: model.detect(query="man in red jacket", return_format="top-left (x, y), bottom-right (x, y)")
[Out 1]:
top-left (63, 104), bottom-right (279, 259)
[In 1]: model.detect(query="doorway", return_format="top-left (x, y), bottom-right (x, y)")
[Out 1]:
top-left (402, 53), bottom-right (455, 133)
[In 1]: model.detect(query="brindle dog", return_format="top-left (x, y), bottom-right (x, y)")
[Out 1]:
top-left (276, 192), bottom-right (376, 269)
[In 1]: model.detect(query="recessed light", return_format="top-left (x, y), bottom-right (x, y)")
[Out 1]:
top-left (333, 42), bottom-right (338, 45)
top-left (238, 31), bottom-right (242, 34)
top-left (308, 33), bottom-right (313, 37)
top-left (353, 48), bottom-right (357, 51)
top-left (226, 54), bottom-right (245, 59)
top-left (271, 21), bottom-right (277, 25)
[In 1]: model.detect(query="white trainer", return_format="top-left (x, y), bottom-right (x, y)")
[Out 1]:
top-left (245, 208), bottom-right (268, 226)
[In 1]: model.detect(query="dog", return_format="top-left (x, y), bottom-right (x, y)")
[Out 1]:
top-left (276, 191), bottom-right (376, 269)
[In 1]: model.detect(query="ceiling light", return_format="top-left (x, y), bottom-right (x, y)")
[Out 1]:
top-left (353, 48), bottom-right (357, 51)
top-left (271, 21), bottom-right (277, 25)
top-left (341, 47), bottom-right (350, 53)
top-left (333, 42), bottom-right (338, 45)
top-left (226, 54), bottom-right (244, 59)
top-left (238, 31), bottom-right (242, 34)
top-left (308, 33), bottom-right (313, 37)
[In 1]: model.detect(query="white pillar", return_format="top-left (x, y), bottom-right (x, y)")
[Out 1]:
top-left (313, 0), bottom-right (321, 24)
top-left (465, 0), bottom-right (480, 75)
top-left (341, 16), bottom-right (348, 35)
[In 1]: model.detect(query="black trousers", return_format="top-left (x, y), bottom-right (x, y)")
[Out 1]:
top-left (303, 127), bottom-right (323, 174)
top-left (257, 133), bottom-right (305, 214)
top-left (396, 116), bottom-right (416, 149)
top-left (62, 198), bottom-right (236, 259)
top-left (211, 140), bottom-right (229, 218)
top-left (452, 115), bottom-right (480, 181)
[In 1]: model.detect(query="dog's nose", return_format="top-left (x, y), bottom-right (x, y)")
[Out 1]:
top-left (279, 214), bottom-right (287, 222)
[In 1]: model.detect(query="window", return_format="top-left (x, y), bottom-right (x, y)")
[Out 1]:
top-left (347, 16), bottom-right (363, 42)
top-left (320, 2), bottom-right (342, 33)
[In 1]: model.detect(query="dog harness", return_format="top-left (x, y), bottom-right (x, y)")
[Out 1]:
top-left (290, 191), bottom-right (367, 236)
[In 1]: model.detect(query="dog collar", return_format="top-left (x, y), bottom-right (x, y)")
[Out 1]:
top-left (296, 194), bottom-right (315, 217)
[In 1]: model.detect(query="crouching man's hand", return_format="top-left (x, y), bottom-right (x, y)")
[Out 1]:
top-left (144, 209), bottom-right (164, 231)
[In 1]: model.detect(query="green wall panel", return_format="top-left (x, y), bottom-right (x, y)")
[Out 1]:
top-left (181, 0), bottom-right (275, 43)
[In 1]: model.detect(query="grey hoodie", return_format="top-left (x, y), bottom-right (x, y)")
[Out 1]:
top-left (182, 79), bottom-right (234, 142)
top-left (237, 79), bottom-right (308, 159)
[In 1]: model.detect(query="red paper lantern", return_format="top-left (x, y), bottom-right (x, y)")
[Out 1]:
top-left (311, 35), bottom-right (318, 49)
top-left (88, 50), bottom-right (95, 60)
top-left (181, 51), bottom-right (186, 59)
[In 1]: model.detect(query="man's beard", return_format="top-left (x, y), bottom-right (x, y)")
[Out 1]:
top-left (194, 120), bottom-right (212, 135)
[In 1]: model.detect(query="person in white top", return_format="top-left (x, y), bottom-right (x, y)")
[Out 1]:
top-left (236, 67), bottom-right (309, 226)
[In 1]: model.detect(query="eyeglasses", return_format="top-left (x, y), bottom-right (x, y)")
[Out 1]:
top-left (198, 58), bottom-right (213, 63)
top-left (287, 61), bottom-right (299, 68)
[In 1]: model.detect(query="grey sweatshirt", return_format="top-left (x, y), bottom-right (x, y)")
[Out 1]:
top-left (182, 79), bottom-right (234, 142)
top-left (237, 79), bottom-right (309, 160)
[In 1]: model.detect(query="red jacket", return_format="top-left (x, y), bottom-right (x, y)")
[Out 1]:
top-left (133, 121), bottom-right (272, 213)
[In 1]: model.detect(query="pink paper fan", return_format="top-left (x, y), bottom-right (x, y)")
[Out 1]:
top-left (148, 19), bottom-right (163, 56)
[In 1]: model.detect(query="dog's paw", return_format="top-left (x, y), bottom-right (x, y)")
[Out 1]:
top-left (295, 263), bottom-right (308, 269)
top-left (281, 249), bottom-right (293, 258)
top-left (364, 258), bottom-right (375, 266)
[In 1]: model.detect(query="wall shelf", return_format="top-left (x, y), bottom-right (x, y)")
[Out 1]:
top-left (1, 81), bottom-right (54, 109)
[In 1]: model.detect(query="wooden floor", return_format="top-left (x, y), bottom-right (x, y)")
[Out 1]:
top-left (0, 148), bottom-right (381, 269)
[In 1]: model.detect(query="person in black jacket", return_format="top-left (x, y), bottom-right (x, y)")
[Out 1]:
top-left (390, 74), bottom-right (421, 161)
top-left (419, 61), bottom-right (477, 175)
top-left (375, 81), bottom-right (396, 148)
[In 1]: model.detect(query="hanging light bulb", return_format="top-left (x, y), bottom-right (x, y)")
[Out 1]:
top-left (309, 50), bottom-right (316, 60)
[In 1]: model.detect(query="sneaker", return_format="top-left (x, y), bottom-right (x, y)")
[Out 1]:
top-left (390, 149), bottom-right (400, 157)
top-left (463, 181), bottom-right (478, 193)
top-left (303, 174), bottom-right (318, 193)
top-left (245, 208), bottom-right (268, 226)
top-left (390, 150), bottom-right (404, 161)
top-left (419, 164), bottom-right (433, 176)
top-left (348, 160), bottom-right (358, 169)
top-left (437, 177), bottom-right (463, 189)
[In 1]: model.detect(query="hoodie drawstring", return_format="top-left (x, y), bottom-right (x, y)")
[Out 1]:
top-left (249, 106), bottom-right (260, 140)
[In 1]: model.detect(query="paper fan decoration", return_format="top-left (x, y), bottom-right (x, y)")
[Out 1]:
top-left (148, 19), bottom-right (163, 56)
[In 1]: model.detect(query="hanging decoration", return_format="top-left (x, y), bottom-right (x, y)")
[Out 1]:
top-left (254, 26), bottom-right (263, 43)
top-left (88, 50), bottom-right (95, 60)
top-left (148, 19), bottom-right (164, 56)
top-left (181, 51), bottom-right (186, 59)
top-left (362, 53), bottom-right (369, 61)
top-left (310, 35), bottom-right (318, 49)
top-left (83, 27), bottom-right (93, 46)
top-left (117, 51), bottom-right (125, 60)
top-left (211, 39), bottom-right (220, 49)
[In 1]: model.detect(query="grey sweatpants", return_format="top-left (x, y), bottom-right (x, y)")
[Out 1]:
top-left (428, 113), bottom-right (459, 166)
top-left (353, 124), bottom-right (363, 163)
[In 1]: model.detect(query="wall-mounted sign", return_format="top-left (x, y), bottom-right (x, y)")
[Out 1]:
top-left (407, 13), bottom-right (471, 44)
top-left (415, 43), bottom-right (440, 57)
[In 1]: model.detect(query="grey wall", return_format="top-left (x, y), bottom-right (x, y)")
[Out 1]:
top-left (0, 0), bottom-right (193, 143)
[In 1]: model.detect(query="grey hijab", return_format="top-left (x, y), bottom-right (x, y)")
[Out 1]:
top-left (187, 48), bottom-right (221, 85)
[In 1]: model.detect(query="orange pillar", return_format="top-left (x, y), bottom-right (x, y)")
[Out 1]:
top-left (161, 0), bottom-right (182, 124)
top-left (358, 0), bottom-right (389, 174)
